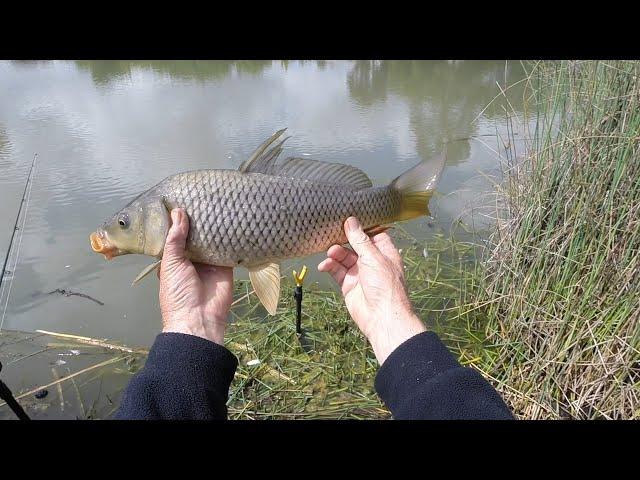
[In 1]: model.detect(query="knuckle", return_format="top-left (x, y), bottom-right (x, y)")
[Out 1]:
top-left (166, 231), bottom-right (180, 244)
top-left (352, 231), bottom-right (370, 245)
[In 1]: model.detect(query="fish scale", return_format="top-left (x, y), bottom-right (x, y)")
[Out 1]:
top-left (157, 170), bottom-right (401, 267)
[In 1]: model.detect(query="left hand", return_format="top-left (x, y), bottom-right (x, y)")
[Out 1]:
top-left (317, 217), bottom-right (425, 365)
top-left (159, 208), bottom-right (233, 345)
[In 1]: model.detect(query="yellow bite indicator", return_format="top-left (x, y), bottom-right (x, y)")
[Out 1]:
top-left (292, 265), bottom-right (308, 287)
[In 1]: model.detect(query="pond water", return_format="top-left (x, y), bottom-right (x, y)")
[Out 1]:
top-left (0, 60), bottom-right (527, 347)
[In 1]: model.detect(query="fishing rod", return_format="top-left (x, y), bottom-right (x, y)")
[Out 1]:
top-left (0, 153), bottom-right (37, 421)
top-left (0, 153), bottom-right (37, 289)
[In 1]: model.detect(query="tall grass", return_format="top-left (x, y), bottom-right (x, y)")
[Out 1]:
top-left (470, 61), bottom-right (640, 419)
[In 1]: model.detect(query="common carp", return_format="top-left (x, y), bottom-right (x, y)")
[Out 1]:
top-left (90, 129), bottom-right (446, 314)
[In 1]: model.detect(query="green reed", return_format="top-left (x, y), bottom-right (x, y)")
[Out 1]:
top-left (465, 61), bottom-right (640, 419)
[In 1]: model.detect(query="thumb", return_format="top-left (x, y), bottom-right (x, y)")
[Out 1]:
top-left (163, 209), bottom-right (189, 263)
top-left (344, 217), bottom-right (380, 261)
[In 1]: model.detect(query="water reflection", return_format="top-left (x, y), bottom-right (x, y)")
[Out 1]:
top-left (0, 126), bottom-right (19, 267)
top-left (0, 127), bottom-right (9, 177)
top-left (75, 60), bottom-right (275, 86)
top-left (348, 60), bottom-right (526, 165)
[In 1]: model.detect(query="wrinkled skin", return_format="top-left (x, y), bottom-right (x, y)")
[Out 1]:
top-left (159, 209), bottom-right (232, 345)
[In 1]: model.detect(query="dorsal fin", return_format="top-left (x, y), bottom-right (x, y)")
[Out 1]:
top-left (238, 128), bottom-right (288, 173)
top-left (266, 157), bottom-right (373, 189)
top-left (238, 129), bottom-right (372, 189)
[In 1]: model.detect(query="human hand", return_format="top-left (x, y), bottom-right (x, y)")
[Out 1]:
top-left (318, 217), bottom-right (426, 365)
top-left (159, 208), bottom-right (233, 345)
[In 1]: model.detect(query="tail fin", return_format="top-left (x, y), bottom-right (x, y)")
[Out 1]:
top-left (390, 152), bottom-right (446, 221)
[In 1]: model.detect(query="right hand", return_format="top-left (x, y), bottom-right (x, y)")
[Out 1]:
top-left (317, 216), bottom-right (426, 365)
top-left (159, 209), bottom-right (233, 346)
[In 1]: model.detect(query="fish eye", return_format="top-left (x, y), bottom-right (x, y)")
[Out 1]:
top-left (118, 213), bottom-right (130, 229)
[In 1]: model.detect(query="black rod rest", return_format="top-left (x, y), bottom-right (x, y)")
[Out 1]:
top-left (294, 285), bottom-right (303, 334)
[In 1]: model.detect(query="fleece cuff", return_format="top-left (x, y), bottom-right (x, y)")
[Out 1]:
top-left (145, 332), bottom-right (238, 389)
top-left (374, 331), bottom-right (461, 411)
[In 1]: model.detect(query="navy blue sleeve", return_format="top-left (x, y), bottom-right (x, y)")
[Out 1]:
top-left (374, 331), bottom-right (514, 420)
top-left (114, 332), bottom-right (238, 420)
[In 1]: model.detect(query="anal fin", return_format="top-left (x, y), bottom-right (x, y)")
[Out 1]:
top-left (248, 262), bottom-right (281, 315)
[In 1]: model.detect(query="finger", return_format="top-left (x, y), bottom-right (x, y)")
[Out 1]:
top-left (344, 217), bottom-right (381, 261)
top-left (327, 244), bottom-right (358, 269)
top-left (372, 232), bottom-right (403, 266)
top-left (162, 209), bottom-right (189, 262)
top-left (317, 258), bottom-right (347, 286)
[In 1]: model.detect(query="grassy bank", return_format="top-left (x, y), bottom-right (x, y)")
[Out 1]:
top-left (466, 61), bottom-right (640, 419)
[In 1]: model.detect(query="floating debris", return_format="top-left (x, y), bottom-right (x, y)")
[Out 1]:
top-left (47, 289), bottom-right (104, 306)
top-left (35, 389), bottom-right (48, 399)
top-left (57, 350), bottom-right (80, 356)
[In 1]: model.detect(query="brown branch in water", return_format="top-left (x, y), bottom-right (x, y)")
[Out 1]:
top-left (35, 329), bottom-right (148, 354)
top-left (67, 367), bottom-right (86, 419)
top-left (47, 289), bottom-right (104, 306)
top-left (51, 367), bottom-right (64, 412)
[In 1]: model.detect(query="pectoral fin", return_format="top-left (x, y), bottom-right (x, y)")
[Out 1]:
top-left (364, 224), bottom-right (391, 237)
top-left (131, 260), bottom-right (162, 286)
top-left (248, 262), bottom-right (281, 315)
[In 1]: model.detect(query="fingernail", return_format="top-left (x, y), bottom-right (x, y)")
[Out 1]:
top-left (346, 217), bottom-right (360, 233)
top-left (171, 209), bottom-right (181, 224)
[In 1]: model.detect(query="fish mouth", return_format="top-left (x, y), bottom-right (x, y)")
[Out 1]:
top-left (90, 230), bottom-right (121, 260)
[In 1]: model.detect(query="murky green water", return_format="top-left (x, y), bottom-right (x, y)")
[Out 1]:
top-left (0, 60), bottom-right (527, 347)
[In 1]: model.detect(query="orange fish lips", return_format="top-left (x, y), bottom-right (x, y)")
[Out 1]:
top-left (90, 230), bottom-right (119, 260)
